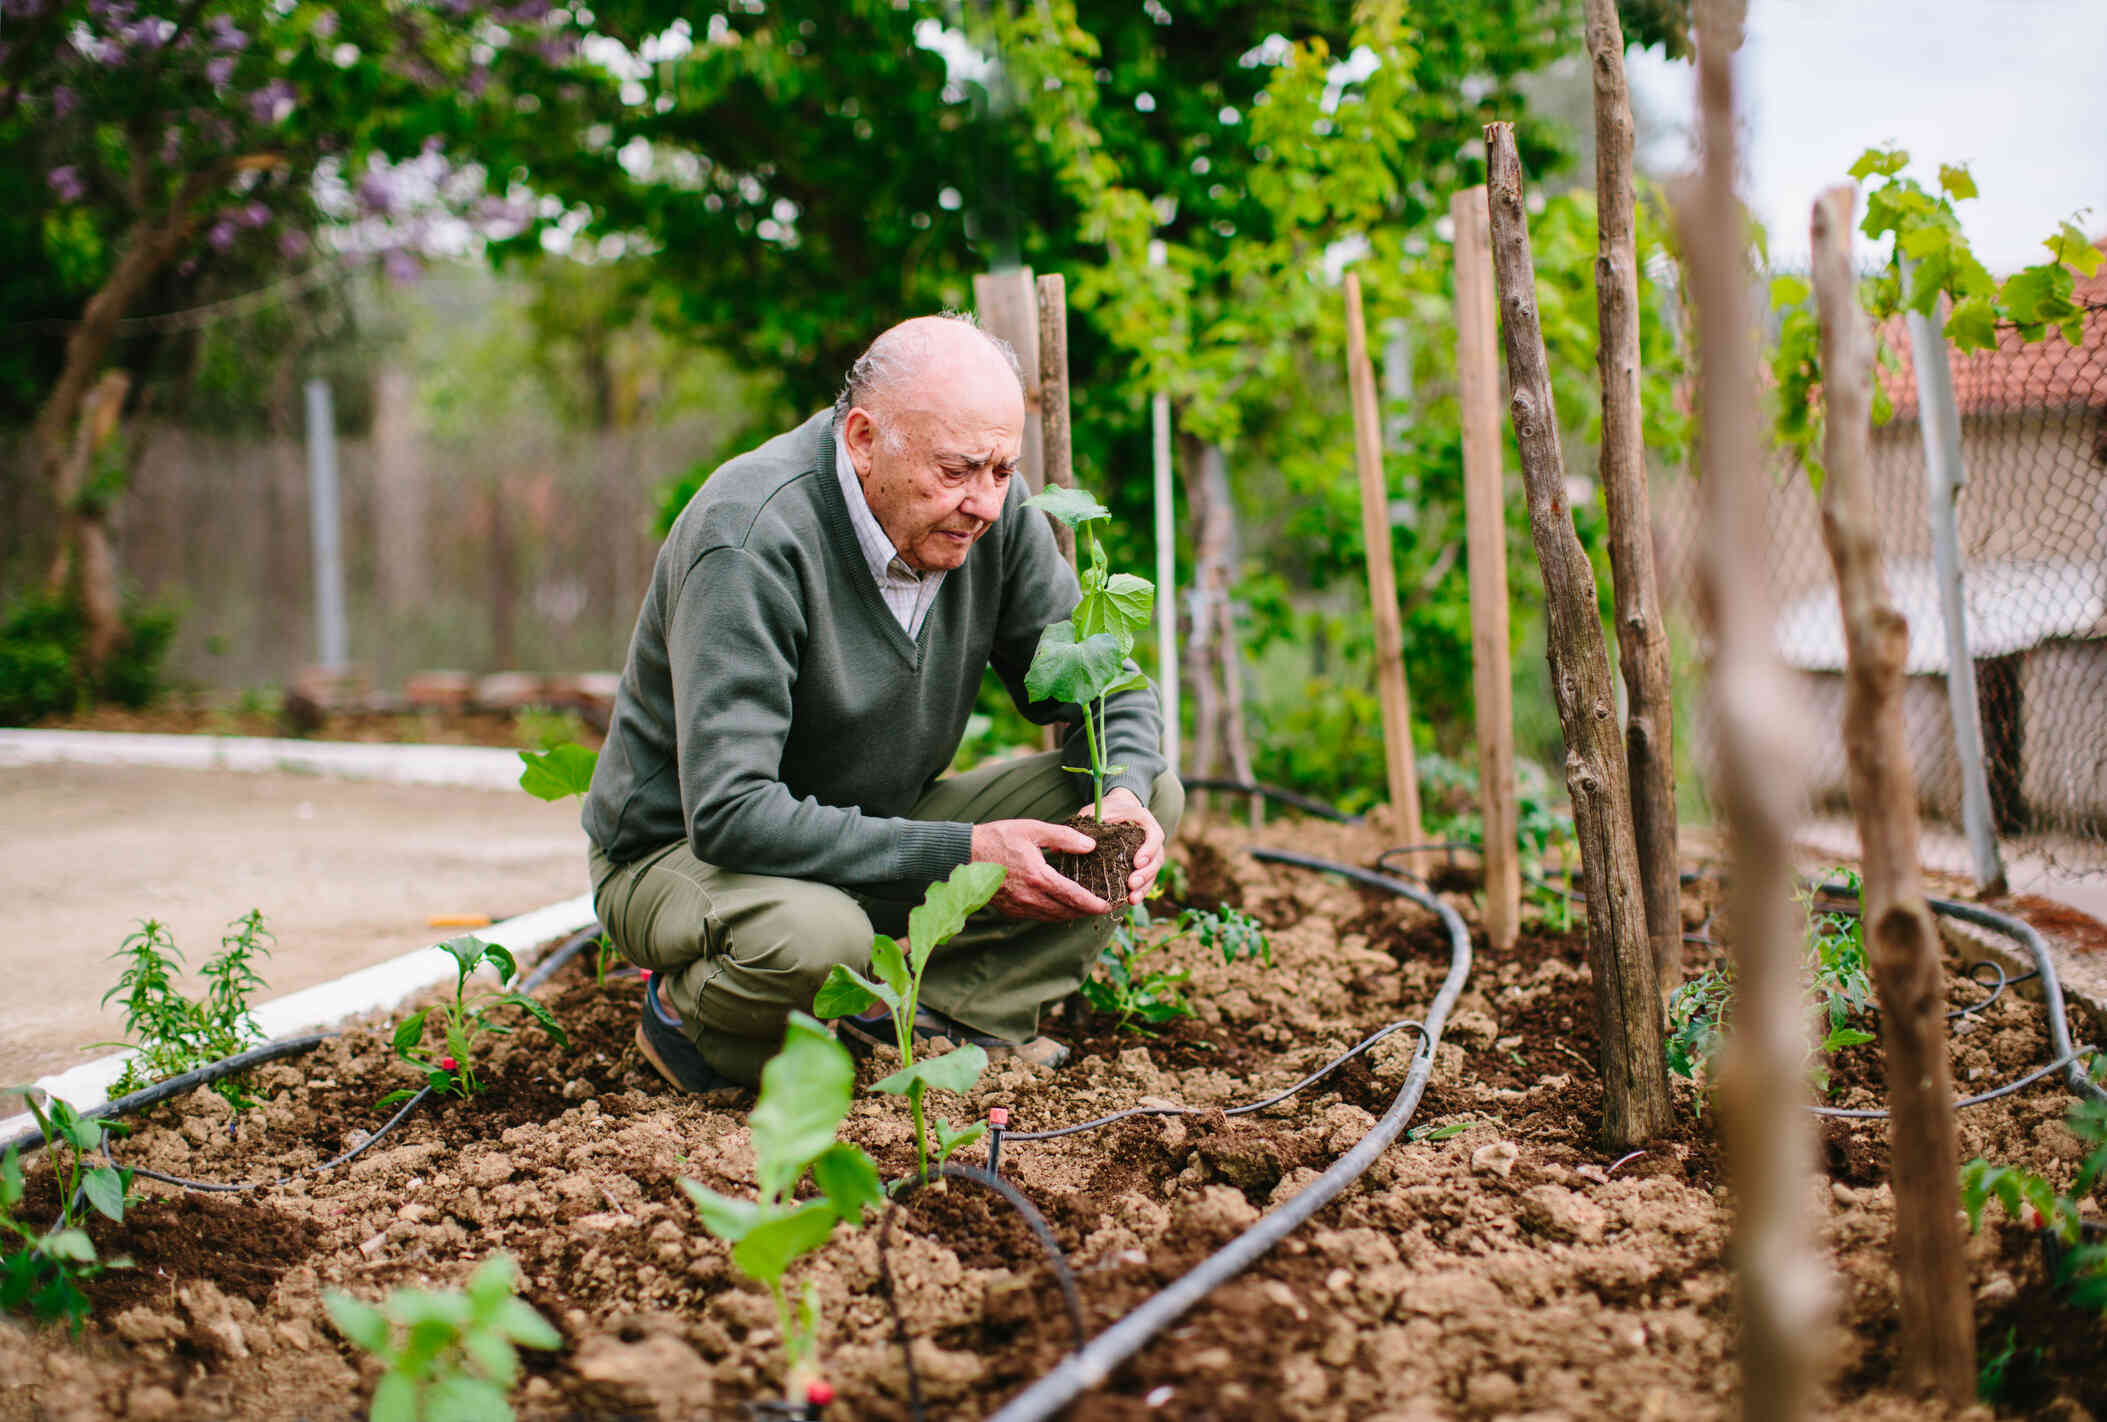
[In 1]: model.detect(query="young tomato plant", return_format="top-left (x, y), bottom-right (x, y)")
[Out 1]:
top-left (2, 1093), bottom-right (133, 1333)
top-left (1082, 905), bottom-right (1195, 1033)
top-left (813, 862), bottom-right (1007, 1182)
top-left (100, 912), bottom-right (275, 1109)
top-left (1021, 486), bottom-right (1154, 821)
top-left (1959, 1055), bottom-right (2107, 1314)
top-left (679, 1014), bottom-right (883, 1398)
top-left (324, 1252), bottom-right (561, 1422)
top-left (385, 937), bottom-right (565, 1104)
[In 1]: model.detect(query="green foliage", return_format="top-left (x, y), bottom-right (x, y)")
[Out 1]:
top-left (516, 743), bottom-right (599, 802)
top-left (814, 863), bottom-right (1006, 1182)
top-left (1021, 487), bottom-right (1152, 821)
top-left (1959, 1054), bottom-right (2107, 1317)
top-left (678, 1015), bottom-right (882, 1389)
top-left (324, 1253), bottom-right (561, 1422)
top-left (0, 596), bottom-right (177, 725)
top-left (386, 939), bottom-right (565, 1104)
top-left (1663, 869), bottom-right (1876, 1093)
top-left (513, 710), bottom-right (589, 756)
top-left (1083, 902), bottom-right (1271, 1034)
top-left (101, 914), bottom-right (274, 1111)
top-left (2, 1094), bottom-right (133, 1334)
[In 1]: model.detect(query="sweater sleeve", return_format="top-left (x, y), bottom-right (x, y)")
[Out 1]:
top-left (987, 495), bottom-right (1168, 806)
top-left (668, 545), bottom-right (972, 885)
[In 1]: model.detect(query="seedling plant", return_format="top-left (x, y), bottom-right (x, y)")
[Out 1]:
top-left (679, 1014), bottom-right (883, 1397)
top-left (324, 1252), bottom-right (561, 1422)
top-left (814, 861), bottom-right (1008, 1182)
top-left (385, 937), bottom-right (565, 1104)
top-left (517, 743), bottom-right (623, 984)
top-left (1021, 486), bottom-right (1154, 821)
top-left (1085, 903), bottom-right (1272, 1034)
top-left (100, 912), bottom-right (274, 1109)
top-left (2, 1093), bottom-right (132, 1333)
top-left (1959, 1052), bottom-right (2107, 1314)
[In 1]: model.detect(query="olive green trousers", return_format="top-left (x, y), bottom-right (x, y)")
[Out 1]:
top-left (587, 750), bottom-right (1184, 1085)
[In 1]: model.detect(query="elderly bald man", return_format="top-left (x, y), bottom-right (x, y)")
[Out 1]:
top-left (583, 314), bottom-right (1182, 1091)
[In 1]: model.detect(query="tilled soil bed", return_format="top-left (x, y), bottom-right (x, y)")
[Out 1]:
top-left (4, 816), bottom-right (2105, 1421)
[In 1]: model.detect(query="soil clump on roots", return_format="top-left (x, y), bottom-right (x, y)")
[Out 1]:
top-left (1048, 814), bottom-right (1146, 910)
top-left (2, 816), bottom-right (2103, 1420)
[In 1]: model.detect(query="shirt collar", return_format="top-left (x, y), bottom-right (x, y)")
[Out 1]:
top-left (836, 424), bottom-right (927, 586)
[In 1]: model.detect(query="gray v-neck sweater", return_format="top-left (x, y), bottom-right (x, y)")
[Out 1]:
top-left (582, 410), bottom-right (1166, 889)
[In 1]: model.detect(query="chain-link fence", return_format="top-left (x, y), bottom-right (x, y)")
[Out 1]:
top-left (1657, 296), bottom-right (2107, 887)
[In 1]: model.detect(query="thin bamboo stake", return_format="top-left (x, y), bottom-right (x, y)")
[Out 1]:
top-left (1585, 0), bottom-right (1681, 986)
top-left (1810, 184), bottom-right (1974, 1403)
top-left (1676, 5), bottom-right (1828, 1417)
top-left (1034, 273), bottom-right (1078, 570)
top-left (1343, 271), bottom-right (1425, 863)
top-left (1484, 123), bottom-right (1672, 1149)
top-left (1450, 185), bottom-right (1521, 951)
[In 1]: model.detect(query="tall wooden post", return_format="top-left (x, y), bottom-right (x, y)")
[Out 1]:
top-left (1811, 185), bottom-right (1974, 1403)
top-left (1484, 122), bottom-right (1672, 1149)
top-left (1343, 271), bottom-right (1426, 862)
top-left (1451, 186), bottom-right (1521, 952)
top-left (1585, 0), bottom-right (1681, 985)
top-left (1676, 4), bottom-right (1827, 1416)
top-left (1034, 273), bottom-right (1079, 568)
top-left (973, 267), bottom-right (1047, 496)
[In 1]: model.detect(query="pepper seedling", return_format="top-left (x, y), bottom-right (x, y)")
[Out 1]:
top-left (680, 1014), bottom-right (884, 1400)
top-left (813, 862), bottom-right (1007, 1183)
top-left (1021, 486), bottom-right (1155, 821)
top-left (1, 1092), bottom-right (132, 1333)
top-left (324, 1251), bottom-right (561, 1422)
top-left (383, 937), bottom-right (565, 1104)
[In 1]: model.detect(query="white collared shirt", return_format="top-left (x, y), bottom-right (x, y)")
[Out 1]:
top-left (837, 427), bottom-right (945, 638)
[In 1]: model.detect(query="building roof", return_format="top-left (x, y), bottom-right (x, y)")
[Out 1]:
top-left (1877, 239), bottom-right (2107, 420)
top-left (1777, 557), bottom-right (2107, 675)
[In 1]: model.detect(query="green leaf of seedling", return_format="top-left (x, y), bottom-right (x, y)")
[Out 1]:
top-left (377, 1088), bottom-right (421, 1108)
top-left (730, 1201), bottom-right (839, 1287)
top-left (460, 1330), bottom-right (521, 1391)
top-left (1413, 1120), bottom-right (1477, 1143)
top-left (933, 1119), bottom-right (987, 1168)
top-left (1768, 274), bottom-right (1810, 310)
top-left (870, 935), bottom-right (911, 1000)
top-left (874, 1044), bottom-right (987, 1097)
top-left (440, 935), bottom-right (489, 980)
top-left (809, 1143), bottom-right (885, 1223)
top-left (478, 943), bottom-right (519, 987)
top-left (1944, 296), bottom-right (1998, 353)
top-left (369, 1372), bottom-right (419, 1422)
top-left (392, 1009), bottom-right (430, 1056)
top-left (1023, 622), bottom-right (1126, 706)
top-left (62, 1113), bottom-right (103, 1153)
top-left (517, 743), bottom-right (598, 801)
top-left (425, 1374), bottom-right (513, 1422)
top-left (1076, 573), bottom-right (1154, 653)
top-left (494, 993), bottom-right (566, 1047)
top-left (82, 1167), bottom-right (127, 1225)
top-left (906, 864), bottom-right (1007, 976)
top-left (496, 1296), bottom-right (563, 1350)
top-left (680, 1179), bottom-right (765, 1243)
top-left (324, 1290), bottom-right (391, 1355)
top-left (464, 1253), bottom-right (519, 1309)
top-left (749, 1013), bottom-right (855, 1202)
top-left (1821, 1026), bottom-right (1877, 1053)
top-left (1023, 485), bottom-right (1111, 527)
top-left (1, 1145), bottom-right (21, 1210)
top-left (41, 1229), bottom-right (95, 1263)
top-left (812, 963), bottom-right (891, 1020)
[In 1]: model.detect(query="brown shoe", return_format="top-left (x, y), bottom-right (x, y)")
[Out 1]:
top-left (635, 975), bottom-right (740, 1094)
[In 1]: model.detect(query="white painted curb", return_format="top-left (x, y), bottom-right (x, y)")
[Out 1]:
top-left (1, 893), bottom-right (598, 1142)
top-left (0, 729), bottom-right (529, 791)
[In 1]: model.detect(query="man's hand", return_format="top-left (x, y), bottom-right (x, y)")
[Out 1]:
top-left (971, 819), bottom-right (1111, 921)
top-left (1098, 787), bottom-right (1166, 908)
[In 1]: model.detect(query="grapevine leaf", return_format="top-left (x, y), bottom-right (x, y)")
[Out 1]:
top-left (517, 743), bottom-right (598, 801)
top-left (2047, 220), bottom-right (2105, 277)
top-left (748, 1013), bottom-right (855, 1202)
top-left (1023, 486), bottom-right (1111, 527)
top-left (1767, 274), bottom-right (1810, 310)
top-left (906, 863), bottom-right (1008, 976)
top-left (1937, 163), bottom-right (1977, 201)
top-left (1944, 297), bottom-right (1998, 353)
top-left (873, 1044), bottom-right (988, 1097)
top-left (1847, 145), bottom-right (1908, 181)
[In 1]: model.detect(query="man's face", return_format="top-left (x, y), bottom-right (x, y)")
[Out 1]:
top-left (842, 381), bottom-right (1023, 573)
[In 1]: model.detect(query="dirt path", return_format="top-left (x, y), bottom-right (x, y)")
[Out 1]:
top-left (0, 763), bottom-right (587, 1085)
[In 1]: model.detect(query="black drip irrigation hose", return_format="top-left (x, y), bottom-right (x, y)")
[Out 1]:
top-left (878, 1164), bottom-right (1087, 1422)
top-left (984, 848), bottom-right (1473, 1422)
top-left (4, 926), bottom-right (603, 1191)
top-left (1178, 778), bottom-right (1362, 824)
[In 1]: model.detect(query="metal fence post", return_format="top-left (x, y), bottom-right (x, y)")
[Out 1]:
top-left (304, 377), bottom-right (348, 671)
top-left (1905, 283), bottom-right (2006, 892)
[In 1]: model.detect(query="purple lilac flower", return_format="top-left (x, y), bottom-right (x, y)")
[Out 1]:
top-left (464, 67), bottom-right (488, 100)
top-left (382, 248), bottom-right (421, 284)
top-left (279, 229), bottom-right (310, 258)
top-left (47, 166), bottom-right (84, 203)
top-left (312, 10), bottom-right (338, 38)
top-left (178, 257), bottom-right (197, 277)
top-left (356, 170), bottom-right (395, 216)
top-left (207, 218), bottom-right (236, 251)
top-left (206, 54), bottom-right (235, 86)
top-left (239, 201), bottom-right (270, 228)
top-left (52, 85), bottom-right (76, 118)
top-left (247, 79), bottom-right (295, 124)
top-left (161, 126), bottom-right (182, 163)
top-left (207, 14), bottom-right (249, 51)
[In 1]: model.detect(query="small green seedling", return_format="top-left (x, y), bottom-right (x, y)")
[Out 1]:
top-left (1085, 903), bottom-right (1272, 1035)
top-left (385, 937), bottom-right (566, 1104)
top-left (1, 1093), bottom-right (133, 1333)
top-left (324, 1252), bottom-right (561, 1422)
top-left (100, 912), bottom-right (274, 1109)
top-left (680, 1014), bottom-right (883, 1397)
top-left (1959, 1053), bottom-right (2107, 1314)
top-left (516, 742), bottom-right (597, 802)
top-left (1021, 486), bottom-right (1154, 821)
top-left (814, 862), bottom-right (1007, 1182)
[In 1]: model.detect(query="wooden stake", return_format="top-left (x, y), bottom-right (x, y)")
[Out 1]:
top-left (1585, 0), bottom-right (1682, 986)
top-left (973, 268), bottom-right (1046, 496)
top-left (1811, 184), bottom-right (1974, 1403)
top-left (1343, 271), bottom-right (1425, 863)
top-left (1676, 3), bottom-right (1827, 1414)
top-left (1034, 273), bottom-right (1078, 569)
top-left (1483, 122), bottom-right (1672, 1148)
top-left (1451, 186), bottom-right (1521, 952)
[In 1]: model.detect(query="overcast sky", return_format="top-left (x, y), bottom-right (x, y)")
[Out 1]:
top-left (1626, 0), bottom-right (2107, 273)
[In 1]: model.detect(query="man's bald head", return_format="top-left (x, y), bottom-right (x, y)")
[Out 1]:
top-left (834, 313), bottom-right (1026, 449)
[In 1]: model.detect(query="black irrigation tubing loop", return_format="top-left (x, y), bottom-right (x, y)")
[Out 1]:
top-left (997, 1019), bottom-right (1426, 1145)
top-left (879, 1164), bottom-right (1089, 1422)
top-left (986, 849), bottom-right (1473, 1422)
top-left (1810, 1047), bottom-right (2099, 1120)
top-left (5, 924), bottom-right (603, 1185)
top-left (1178, 779), bottom-right (1362, 823)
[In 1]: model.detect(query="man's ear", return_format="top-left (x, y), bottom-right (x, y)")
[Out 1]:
top-left (841, 406), bottom-right (877, 477)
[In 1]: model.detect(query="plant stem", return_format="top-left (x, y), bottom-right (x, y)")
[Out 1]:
top-left (909, 1081), bottom-right (930, 1182)
top-left (1082, 696), bottom-right (1106, 820)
